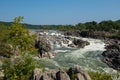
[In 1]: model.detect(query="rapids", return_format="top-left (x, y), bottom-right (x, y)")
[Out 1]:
top-left (31, 30), bottom-right (120, 80)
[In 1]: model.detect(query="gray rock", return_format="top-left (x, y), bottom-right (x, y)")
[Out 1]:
top-left (68, 43), bottom-right (77, 48)
top-left (56, 70), bottom-right (70, 80)
top-left (30, 67), bottom-right (91, 80)
top-left (30, 68), bottom-right (42, 80)
top-left (67, 67), bottom-right (91, 80)
top-left (72, 38), bottom-right (90, 48)
top-left (102, 39), bottom-right (120, 70)
top-left (41, 73), bottom-right (54, 80)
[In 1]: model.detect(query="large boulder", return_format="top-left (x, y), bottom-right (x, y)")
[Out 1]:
top-left (72, 38), bottom-right (90, 48)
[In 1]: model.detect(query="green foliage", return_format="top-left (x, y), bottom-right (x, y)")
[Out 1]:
top-left (8, 16), bottom-right (37, 53)
top-left (88, 71), bottom-right (112, 80)
top-left (1, 19), bottom-right (120, 31)
top-left (70, 72), bottom-right (76, 80)
top-left (2, 54), bottom-right (37, 80)
top-left (0, 16), bottom-right (37, 57)
top-left (0, 23), bottom-right (12, 57)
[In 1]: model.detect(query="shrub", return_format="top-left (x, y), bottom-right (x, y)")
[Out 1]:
top-left (88, 71), bottom-right (112, 80)
top-left (2, 54), bottom-right (37, 80)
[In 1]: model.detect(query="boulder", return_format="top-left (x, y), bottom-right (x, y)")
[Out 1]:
top-left (41, 73), bottom-right (54, 80)
top-left (72, 38), bottom-right (90, 48)
top-left (56, 70), bottom-right (70, 80)
top-left (30, 68), bottom-right (43, 80)
top-left (67, 67), bottom-right (91, 80)
top-left (35, 37), bottom-right (54, 58)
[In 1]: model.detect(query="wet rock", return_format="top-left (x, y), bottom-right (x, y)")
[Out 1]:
top-left (68, 43), bottom-right (77, 48)
top-left (63, 39), bottom-right (69, 44)
top-left (72, 38), bottom-right (90, 48)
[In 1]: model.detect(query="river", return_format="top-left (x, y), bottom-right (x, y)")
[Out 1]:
top-left (32, 30), bottom-right (120, 80)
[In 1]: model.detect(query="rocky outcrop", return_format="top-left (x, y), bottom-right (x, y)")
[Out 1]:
top-left (63, 30), bottom-right (80, 37)
top-left (68, 38), bottom-right (90, 48)
top-left (102, 39), bottom-right (120, 70)
top-left (35, 37), bottom-right (55, 58)
top-left (80, 30), bottom-right (112, 39)
top-left (63, 30), bottom-right (112, 39)
top-left (30, 67), bottom-right (91, 80)
top-left (73, 38), bottom-right (90, 48)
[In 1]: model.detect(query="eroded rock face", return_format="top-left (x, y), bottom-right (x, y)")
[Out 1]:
top-left (102, 39), bottom-right (120, 70)
top-left (30, 67), bottom-right (91, 80)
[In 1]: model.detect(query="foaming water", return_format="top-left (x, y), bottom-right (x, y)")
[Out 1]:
top-left (32, 30), bottom-right (120, 80)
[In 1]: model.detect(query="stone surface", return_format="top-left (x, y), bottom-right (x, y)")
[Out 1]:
top-left (56, 70), bottom-right (70, 80)
top-left (69, 38), bottom-right (90, 48)
top-left (30, 67), bottom-right (91, 80)
top-left (102, 39), bottom-right (120, 70)
top-left (67, 67), bottom-right (91, 80)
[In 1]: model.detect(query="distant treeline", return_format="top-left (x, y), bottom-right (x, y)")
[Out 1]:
top-left (0, 20), bottom-right (120, 31)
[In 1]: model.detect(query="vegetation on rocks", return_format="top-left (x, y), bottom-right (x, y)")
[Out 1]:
top-left (2, 54), bottom-right (36, 80)
top-left (0, 16), bottom-right (39, 80)
top-left (88, 71), bottom-right (112, 80)
top-left (0, 16), bottom-right (37, 57)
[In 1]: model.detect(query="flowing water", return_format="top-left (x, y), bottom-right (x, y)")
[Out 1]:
top-left (32, 30), bottom-right (120, 80)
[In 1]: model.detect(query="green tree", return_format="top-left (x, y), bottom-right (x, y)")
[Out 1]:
top-left (8, 16), bottom-right (36, 54)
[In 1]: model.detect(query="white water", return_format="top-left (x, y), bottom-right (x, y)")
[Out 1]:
top-left (32, 30), bottom-right (120, 80)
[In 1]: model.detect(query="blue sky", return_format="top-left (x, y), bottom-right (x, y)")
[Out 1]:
top-left (0, 0), bottom-right (120, 25)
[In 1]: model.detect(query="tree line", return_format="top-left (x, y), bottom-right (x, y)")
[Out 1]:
top-left (1, 20), bottom-right (120, 31)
